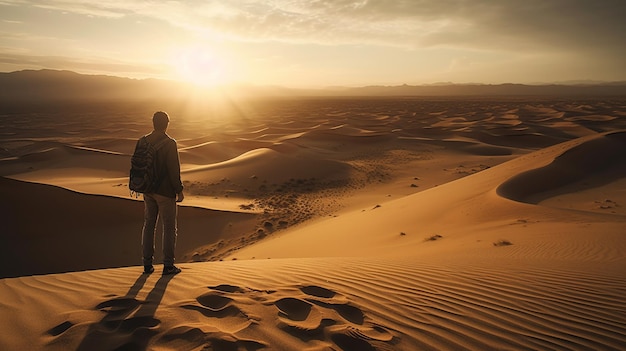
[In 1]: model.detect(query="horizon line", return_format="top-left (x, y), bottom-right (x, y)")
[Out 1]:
top-left (2, 68), bottom-right (625, 90)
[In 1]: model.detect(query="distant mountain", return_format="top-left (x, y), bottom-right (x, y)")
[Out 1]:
top-left (335, 82), bottom-right (626, 97)
top-left (0, 69), bottom-right (184, 103)
top-left (1, 70), bottom-right (625, 103)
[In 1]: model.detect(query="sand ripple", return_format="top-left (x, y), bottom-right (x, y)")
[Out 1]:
top-left (1, 257), bottom-right (621, 350)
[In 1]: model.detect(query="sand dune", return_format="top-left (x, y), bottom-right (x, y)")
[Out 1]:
top-left (185, 147), bottom-right (352, 185)
top-left (0, 177), bottom-right (258, 278)
top-left (1, 97), bottom-right (625, 350)
top-left (228, 131), bottom-right (626, 263)
top-left (497, 131), bottom-right (626, 204)
top-left (1, 258), bottom-right (624, 350)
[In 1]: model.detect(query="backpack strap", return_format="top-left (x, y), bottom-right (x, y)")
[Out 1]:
top-left (151, 135), bottom-right (171, 150)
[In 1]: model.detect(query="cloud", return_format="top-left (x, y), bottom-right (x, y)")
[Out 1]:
top-left (4, 0), bottom-right (129, 18)
top-left (452, 0), bottom-right (626, 53)
top-left (5, 0), bottom-right (625, 55)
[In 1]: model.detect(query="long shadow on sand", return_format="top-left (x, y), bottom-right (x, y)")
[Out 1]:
top-left (74, 273), bottom-right (174, 351)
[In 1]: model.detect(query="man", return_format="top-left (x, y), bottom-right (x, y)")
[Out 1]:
top-left (140, 111), bottom-right (184, 275)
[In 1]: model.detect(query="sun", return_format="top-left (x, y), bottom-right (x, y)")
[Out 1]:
top-left (171, 46), bottom-right (232, 87)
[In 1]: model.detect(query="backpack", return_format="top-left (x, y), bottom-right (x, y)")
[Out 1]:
top-left (129, 136), bottom-right (170, 197)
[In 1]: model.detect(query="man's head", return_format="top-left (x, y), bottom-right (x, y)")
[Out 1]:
top-left (153, 111), bottom-right (170, 131)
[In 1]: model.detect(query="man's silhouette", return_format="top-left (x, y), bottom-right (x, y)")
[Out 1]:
top-left (138, 111), bottom-right (184, 275)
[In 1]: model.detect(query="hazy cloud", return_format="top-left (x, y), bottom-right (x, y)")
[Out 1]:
top-left (169, 0), bottom-right (626, 55)
top-left (4, 0), bottom-right (625, 54)
top-left (1, 0), bottom-right (624, 84)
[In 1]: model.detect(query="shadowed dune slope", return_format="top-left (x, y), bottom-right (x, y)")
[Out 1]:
top-left (0, 177), bottom-right (257, 278)
top-left (497, 131), bottom-right (626, 203)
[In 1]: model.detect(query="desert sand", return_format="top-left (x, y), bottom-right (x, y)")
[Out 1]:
top-left (1, 97), bottom-right (625, 350)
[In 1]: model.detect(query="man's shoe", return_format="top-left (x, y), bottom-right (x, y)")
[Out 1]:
top-left (143, 265), bottom-right (155, 274)
top-left (163, 265), bottom-right (181, 275)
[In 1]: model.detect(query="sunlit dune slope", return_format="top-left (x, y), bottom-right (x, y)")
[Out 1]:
top-left (229, 131), bottom-right (626, 262)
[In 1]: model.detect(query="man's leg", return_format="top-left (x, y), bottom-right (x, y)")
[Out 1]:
top-left (142, 193), bottom-right (159, 268)
top-left (155, 194), bottom-right (178, 268)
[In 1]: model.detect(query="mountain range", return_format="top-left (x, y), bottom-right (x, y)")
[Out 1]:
top-left (1, 69), bottom-right (625, 103)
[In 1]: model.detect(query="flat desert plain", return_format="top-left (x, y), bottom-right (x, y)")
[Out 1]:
top-left (1, 97), bottom-right (626, 350)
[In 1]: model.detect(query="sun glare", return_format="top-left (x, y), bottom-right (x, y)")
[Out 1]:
top-left (171, 46), bottom-right (232, 87)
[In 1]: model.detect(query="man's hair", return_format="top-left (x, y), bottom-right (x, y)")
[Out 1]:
top-left (153, 111), bottom-right (170, 131)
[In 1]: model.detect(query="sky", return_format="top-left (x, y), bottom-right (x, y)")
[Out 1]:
top-left (0, 0), bottom-right (625, 88)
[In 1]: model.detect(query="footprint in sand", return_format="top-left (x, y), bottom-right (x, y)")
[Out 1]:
top-left (162, 286), bottom-right (265, 350)
top-left (300, 285), bottom-right (336, 298)
top-left (163, 284), bottom-right (397, 351)
top-left (209, 284), bottom-right (246, 293)
top-left (95, 297), bottom-right (141, 318)
top-left (332, 332), bottom-right (378, 351)
top-left (159, 325), bottom-right (266, 351)
top-left (197, 293), bottom-right (234, 311)
top-left (46, 296), bottom-right (161, 350)
top-left (275, 297), bottom-right (315, 321)
top-left (275, 285), bottom-right (397, 350)
top-left (47, 321), bottom-right (74, 337)
top-left (92, 297), bottom-right (163, 333)
top-left (181, 292), bottom-right (251, 326)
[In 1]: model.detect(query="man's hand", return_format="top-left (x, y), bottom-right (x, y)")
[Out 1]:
top-left (176, 192), bottom-right (184, 202)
